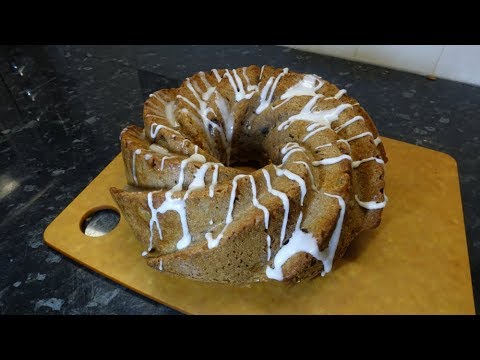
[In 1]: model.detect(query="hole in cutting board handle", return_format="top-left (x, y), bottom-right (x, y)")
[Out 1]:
top-left (80, 207), bottom-right (120, 237)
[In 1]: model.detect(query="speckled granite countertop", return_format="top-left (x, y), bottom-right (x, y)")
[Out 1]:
top-left (0, 45), bottom-right (478, 314)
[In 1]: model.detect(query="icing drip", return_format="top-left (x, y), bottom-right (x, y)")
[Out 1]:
top-left (266, 193), bottom-right (345, 280)
top-left (320, 193), bottom-right (346, 276)
top-left (325, 89), bottom-right (347, 100)
top-left (315, 139), bottom-right (351, 151)
top-left (148, 93), bottom-right (178, 127)
top-left (198, 71), bottom-right (216, 101)
top-left (277, 95), bottom-right (351, 131)
top-left (144, 154), bottom-right (152, 161)
top-left (345, 131), bottom-right (373, 142)
top-left (214, 95), bottom-right (235, 164)
top-left (259, 65), bottom-right (266, 80)
top-left (333, 116), bottom-right (363, 133)
top-left (355, 194), bottom-right (388, 209)
top-left (150, 123), bottom-right (181, 140)
top-left (266, 235), bottom-right (272, 261)
top-left (255, 68), bottom-right (289, 114)
top-left (160, 156), bottom-right (176, 171)
top-left (209, 219), bottom-right (213, 225)
top-left (181, 139), bottom-right (189, 148)
top-left (374, 137), bottom-right (382, 146)
top-left (212, 69), bottom-right (222, 83)
top-left (281, 142), bottom-right (305, 164)
top-left (194, 145), bottom-right (199, 154)
top-left (205, 174), bottom-right (245, 249)
top-left (352, 157), bottom-right (384, 168)
top-left (184, 162), bottom-right (215, 199)
top-left (224, 69), bottom-right (256, 101)
top-left (147, 153), bottom-right (207, 251)
top-left (242, 67), bottom-right (258, 92)
top-left (280, 74), bottom-right (324, 100)
top-left (209, 164), bottom-right (220, 198)
top-left (142, 251), bottom-right (148, 257)
top-left (132, 149), bottom-right (141, 185)
top-left (336, 139), bottom-right (351, 150)
top-left (205, 174), bottom-right (269, 249)
top-left (158, 258), bottom-right (163, 271)
top-left (266, 212), bottom-right (318, 281)
top-left (313, 154), bottom-right (352, 166)
top-left (262, 169), bottom-right (289, 244)
top-left (274, 166), bottom-right (306, 206)
top-left (315, 143), bottom-right (332, 150)
top-left (302, 125), bottom-right (329, 142)
top-left (246, 175), bottom-right (270, 229)
top-left (292, 161), bottom-right (318, 192)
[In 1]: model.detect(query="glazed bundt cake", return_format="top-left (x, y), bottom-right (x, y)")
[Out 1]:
top-left (110, 65), bottom-right (388, 283)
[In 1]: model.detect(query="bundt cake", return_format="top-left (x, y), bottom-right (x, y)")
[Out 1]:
top-left (110, 65), bottom-right (388, 283)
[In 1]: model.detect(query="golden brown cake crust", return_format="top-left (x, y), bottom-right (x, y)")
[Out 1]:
top-left (111, 65), bottom-right (388, 284)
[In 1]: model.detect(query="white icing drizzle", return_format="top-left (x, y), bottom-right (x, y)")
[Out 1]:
top-left (147, 153), bottom-right (207, 252)
top-left (315, 143), bottom-right (332, 149)
top-left (242, 67), bottom-right (258, 92)
top-left (224, 69), bottom-right (256, 101)
top-left (160, 156), bottom-right (176, 171)
top-left (320, 193), bottom-right (346, 276)
top-left (259, 65), bottom-right (266, 80)
top-left (215, 94), bottom-right (235, 163)
top-left (292, 161), bottom-right (318, 192)
top-left (324, 89), bottom-right (347, 100)
top-left (181, 139), bottom-right (189, 148)
top-left (149, 143), bottom-right (170, 155)
top-left (352, 157), bottom-right (384, 168)
top-left (198, 71), bottom-right (216, 101)
top-left (280, 74), bottom-right (324, 100)
top-left (266, 235), bottom-right (272, 261)
top-left (177, 79), bottom-right (223, 147)
top-left (209, 219), bottom-right (213, 225)
top-left (184, 162), bottom-right (215, 199)
top-left (280, 142), bottom-right (305, 164)
top-left (302, 125), bottom-right (329, 142)
top-left (266, 212), bottom-right (317, 281)
top-left (333, 116), bottom-right (364, 133)
top-left (148, 93), bottom-right (178, 127)
top-left (266, 193), bottom-right (345, 280)
top-left (205, 173), bottom-right (269, 249)
top-left (374, 137), bottom-right (382, 146)
top-left (132, 149), bottom-right (141, 185)
top-left (142, 251), bottom-right (148, 257)
top-left (255, 68), bottom-right (289, 114)
top-left (194, 145), bottom-right (199, 154)
top-left (209, 164), bottom-right (220, 198)
top-left (212, 69), bottom-right (222, 83)
top-left (150, 123), bottom-right (181, 140)
top-left (144, 154), bottom-right (152, 161)
top-left (313, 154), bottom-right (352, 166)
top-left (355, 194), bottom-right (388, 209)
top-left (345, 131), bottom-right (374, 142)
top-left (336, 139), bottom-right (351, 150)
top-left (315, 139), bottom-right (351, 151)
top-left (159, 258), bottom-right (163, 271)
top-left (262, 169), bottom-right (289, 244)
top-left (274, 166), bottom-right (306, 206)
top-left (277, 95), bottom-right (351, 132)
top-left (205, 174), bottom-right (244, 249)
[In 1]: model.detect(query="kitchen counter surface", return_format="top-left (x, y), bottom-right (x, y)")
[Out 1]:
top-left (0, 45), bottom-right (478, 314)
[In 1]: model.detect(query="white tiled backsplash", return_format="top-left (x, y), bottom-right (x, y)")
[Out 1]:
top-left (283, 45), bottom-right (480, 86)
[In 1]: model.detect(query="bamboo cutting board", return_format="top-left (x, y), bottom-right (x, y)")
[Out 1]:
top-left (43, 137), bottom-right (475, 314)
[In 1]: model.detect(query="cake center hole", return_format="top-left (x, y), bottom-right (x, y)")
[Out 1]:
top-left (81, 208), bottom-right (120, 237)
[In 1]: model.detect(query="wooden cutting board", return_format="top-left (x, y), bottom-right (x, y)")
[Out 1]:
top-left (43, 137), bottom-right (475, 314)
